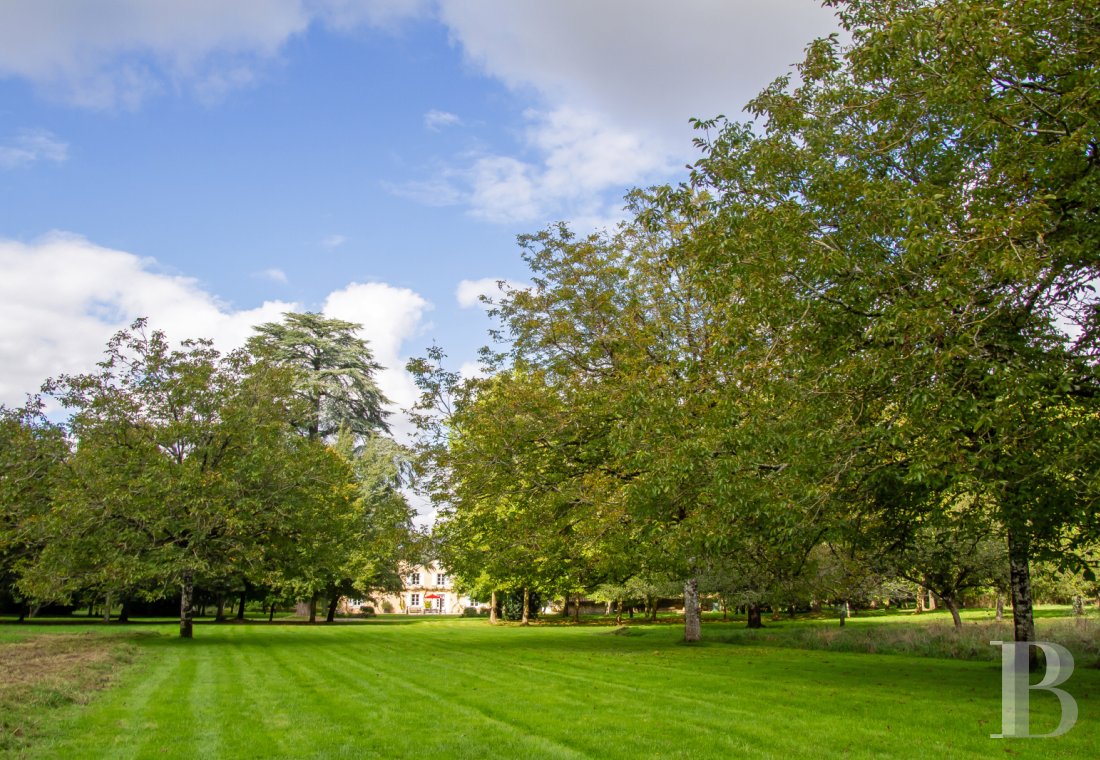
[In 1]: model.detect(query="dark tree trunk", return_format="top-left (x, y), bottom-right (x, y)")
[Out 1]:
top-left (490, 591), bottom-right (498, 624)
top-left (521, 587), bottom-right (530, 626)
top-left (326, 595), bottom-right (339, 623)
top-left (236, 592), bottom-right (247, 621)
top-left (572, 593), bottom-right (580, 624)
top-left (269, 602), bottom-right (276, 622)
top-left (180, 570), bottom-right (194, 639)
top-left (1007, 528), bottom-right (1037, 670)
top-left (722, 603), bottom-right (728, 622)
top-left (561, 597), bottom-right (570, 618)
top-left (308, 594), bottom-right (318, 624)
top-left (215, 596), bottom-right (227, 622)
top-left (615, 599), bottom-right (622, 626)
top-left (683, 577), bottom-right (701, 642)
top-left (118, 597), bottom-right (130, 623)
top-left (839, 600), bottom-right (850, 627)
top-left (944, 597), bottom-right (963, 630)
top-left (747, 602), bottom-right (763, 629)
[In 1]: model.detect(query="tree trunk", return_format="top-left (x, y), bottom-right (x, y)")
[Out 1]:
top-left (236, 591), bottom-right (247, 621)
top-left (683, 577), bottom-right (701, 642)
top-left (572, 593), bottom-right (580, 624)
top-left (615, 599), bottom-right (622, 626)
top-left (1007, 528), bottom-right (1038, 670)
top-left (839, 600), bottom-right (849, 627)
top-left (489, 590), bottom-right (498, 624)
top-left (722, 602), bottom-right (729, 622)
top-left (521, 587), bottom-right (530, 626)
top-left (326, 595), bottom-right (339, 623)
top-left (944, 597), bottom-right (963, 631)
top-left (560, 597), bottom-right (570, 618)
top-left (916, 589), bottom-right (925, 614)
top-left (118, 597), bottom-right (130, 623)
top-left (308, 594), bottom-right (318, 624)
top-left (269, 602), bottom-right (276, 622)
top-left (103, 592), bottom-right (111, 623)
top-left (1072, 595), bottom-right (1084, 616)
top-left (180, 570), bottom-right (194, 639)
top-left (747, 602), bottom-right (763, 629)
top-left (995, 595), bottom-right (1004, 622)
top-left (215, 595), bottom-right (227, 623)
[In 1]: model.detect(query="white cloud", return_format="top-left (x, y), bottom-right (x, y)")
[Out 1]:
top-left (0, 234), bottom-right (434, 445)
top-left (396, 2), bottom-right (840, 227)
top-left (320, 234), bottom-right (347, 248)
top-left (424, 109), bottom-right (461, 131)
top-left (0, 0), bottom-right (428, 108)
top-left (257, 267), bottom-right (289, 283)
top-left (436, 0), bottom-right (839, 146)
top-left (0, 233), bottom-right (296, 405)
top-left (458, 360), bottom-right (487, 380)
top-left (455, 277), bottom-right (527, 310)
top-left (0, 129), bottom-right (69, 169)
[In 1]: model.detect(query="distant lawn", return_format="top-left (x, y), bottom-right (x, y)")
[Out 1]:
top-left (2, 611), bottom-right (1097, 759)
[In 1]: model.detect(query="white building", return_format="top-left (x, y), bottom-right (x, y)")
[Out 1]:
top-left (372, 563), bottom-right (479, 615)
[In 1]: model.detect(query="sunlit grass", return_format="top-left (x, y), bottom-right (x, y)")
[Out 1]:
top-left (2, 610), bottom-right (1096, 759)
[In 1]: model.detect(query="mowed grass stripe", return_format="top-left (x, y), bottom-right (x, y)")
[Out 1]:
top-left (272, 626), bottom-right (593, 759)
top-left (347, 623), bottom-right (933, 758)
top-left (16, 618), bottom-right (1099, 760)
top-left (358, 621), bottom-right (987, 757)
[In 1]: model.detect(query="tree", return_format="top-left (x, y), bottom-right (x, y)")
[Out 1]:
top-left (688, 0), bottom-right (1100, 657)
top-left (27, 320), bottom-right (357, 638)
top-left (249, 312), bottom-right (390, 441)
top-left (0, 401), bottom-right (67, 620)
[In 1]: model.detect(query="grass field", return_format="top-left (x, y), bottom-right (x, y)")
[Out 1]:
top-left (1, 610), bottom-right (1097, 759)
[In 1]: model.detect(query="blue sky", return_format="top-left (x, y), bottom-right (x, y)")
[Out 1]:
top-left (0, 1), bottom-right (840, 446)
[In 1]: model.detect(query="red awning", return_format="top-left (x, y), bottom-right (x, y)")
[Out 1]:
top-left (424, 594), bottom-right (443, 599)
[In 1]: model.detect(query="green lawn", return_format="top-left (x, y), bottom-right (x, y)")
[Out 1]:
top-left (3, 612), bottom-right (1098, 759)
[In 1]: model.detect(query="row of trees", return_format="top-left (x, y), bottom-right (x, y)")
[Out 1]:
top-left (0, 313), bottom-right (418, 637)
top-left (410, 0), bottom-right (1100, 651)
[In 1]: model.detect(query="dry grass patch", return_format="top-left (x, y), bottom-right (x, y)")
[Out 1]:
top-left (0, 632), bottom-right (138, 752)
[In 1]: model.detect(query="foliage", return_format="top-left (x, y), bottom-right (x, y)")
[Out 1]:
top-left (249, 311), bottom-right (390, 441)
top-left (20, 321), bottom-right (359, 635)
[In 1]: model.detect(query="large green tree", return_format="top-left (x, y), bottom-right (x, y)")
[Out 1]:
top-left (28, 321), bottom-right (357, 637)
top-left (688, 0), bottom-right (1100, 651)
top-left (249, 312), bottom-right (390, 441)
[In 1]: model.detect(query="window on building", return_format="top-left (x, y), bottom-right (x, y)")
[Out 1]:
top-left (409, 593), bottom-right (420, 607)
top-left (436, 573), bottom-right (447, 586)
top-left (410, 572), bottom-right (420, 585)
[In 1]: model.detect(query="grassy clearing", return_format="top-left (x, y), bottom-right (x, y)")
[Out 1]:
top-left (0, 631), bottom-right (139, 754)
top-left (2, 612), bottom-right (1096, 759)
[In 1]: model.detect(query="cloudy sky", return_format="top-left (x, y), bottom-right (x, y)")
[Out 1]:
top-left (0, 0), bottom-right (840, 456)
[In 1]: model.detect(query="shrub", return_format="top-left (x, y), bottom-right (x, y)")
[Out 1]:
top-left (381, 601), bottom-right (393, 614)
top-left (462, 607), bottom-right (480, 617)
